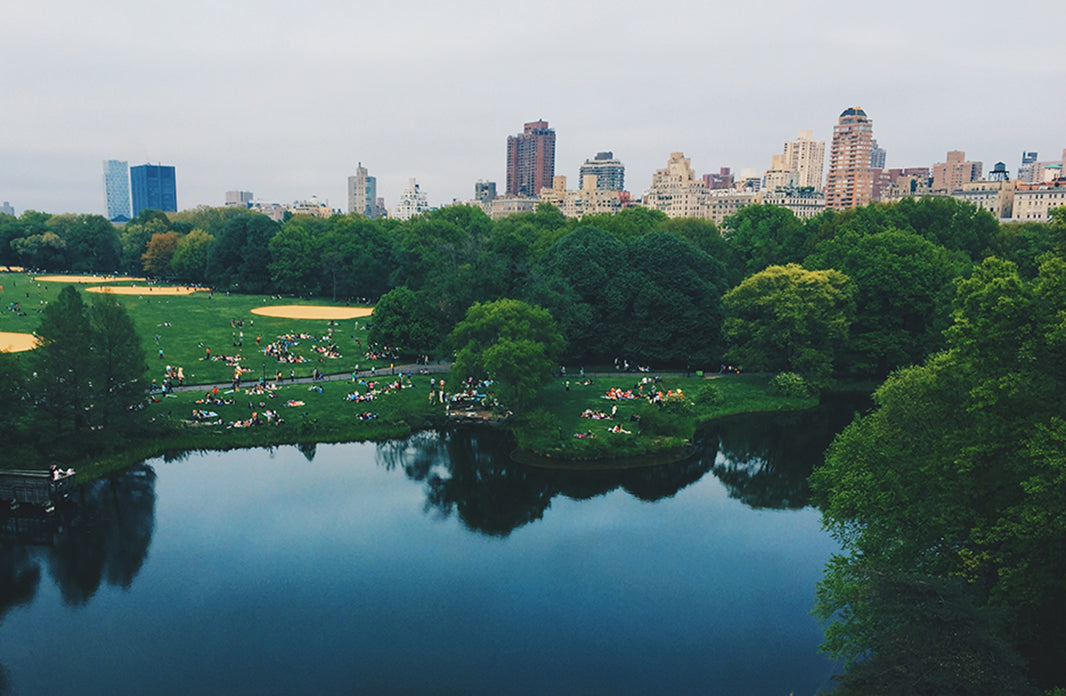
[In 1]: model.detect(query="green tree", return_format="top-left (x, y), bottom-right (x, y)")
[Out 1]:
top-left (722, 264), bottom-right (854, 381)
top-left (805, 228), bottom-right (969, 377)
top-left (30, 285), bottom-right (93, 434)
top-left (367, 286), bottom-right (443, 358)
top-left (722, 204), bottom-right (809, 277)
top-left (12, 232), bottom-right (68, 270)
top-left (49, 214), bottom-right (121, 272)
top-left (206, 213), bottom-right (279, 292)
top-left (170, 228), bottom-right (215, 284)
top-left (88, 294), bottom-right (148, 432)
top-left (448, 299), bottom-right (565, 408)
top-left (811, 255), bottom-right (1066, 689)
top-left (141, 231), bottom-right (180, 277)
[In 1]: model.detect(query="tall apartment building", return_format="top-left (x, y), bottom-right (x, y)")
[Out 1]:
top-left (0, 201), bottom-right (14, 216)
top-left (506, 120), bottom-right (556, 197)
top-left (103, 159), bottom-right (131, 222)
top-left (870, 140), bottom-right (886, 170)
top-left (391, 179), bottom-right (430, 221)
top-left (931, 151), bottom-right (983, 192)
top-left (225, 190), bottom-right (253, 207)
top-left (825, 107), bottom-right (875, 210)
top-left (474, 180), bottom-right (497, 206)
top-left (130, 163), bottom-right (177, 216)
top-left (578, 152), bottom-right (625, 191)
top-left (782, 130), bottom-right (826, 191)
top-left (642, 152), bottom-right (712, 219)
top-left (347, 162), bottom-right (385, 218)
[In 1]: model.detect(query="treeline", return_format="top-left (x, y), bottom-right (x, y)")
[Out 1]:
top-left (2, 199), bottom-right (1063, 376)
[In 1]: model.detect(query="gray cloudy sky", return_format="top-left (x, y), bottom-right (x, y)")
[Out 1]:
top-left (2, 0), bottom-right (1064, 216)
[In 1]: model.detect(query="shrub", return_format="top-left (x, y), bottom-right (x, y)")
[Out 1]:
top-left (769, 372), bottom-right (813, 398)
top-left (695, 383), bottom-right (724, 407)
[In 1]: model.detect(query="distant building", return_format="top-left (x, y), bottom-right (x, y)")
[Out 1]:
top-left (954, 179), bottom-right (1015, 220)
top-left (539, 175), bottom-right (624, 218)
top-left (289, 196), bottom-right (333, 218)
top-left (103, 159), bottom-right (131, 222)
top-left (825, 107), bottom-right (875, 210)
top-left (225, 190), bottom-right (254, 207)
top-left (1012, 178), bottom-right (1066, 221)
top-left (1017, 150), bottom-right (1066, 184)
top-left (506, 120), bottom-right (556, 197)
top-left (347, 162), bottom-right (385, 218)
top-left (784, 130), bottom-right (826, 192)
top-left (702, 168), bottom-right (734, 190)
top-left (130, 163), bottom-right (177, 216)
top-left (760, 189), bottom-right (827, 220)
top-left (489, 196), bottom-right (537, 220)
top-left (474, 180), bottom-right (497, 205)
top-left (0, 201), bottom-right (14, 216)
top-left (932, 151), bottom-right (983, 192)
top-left (641, 152), bottom-right (712, 219)
top-left (707, 189), bottom-right (760, 224)
top-left (873, 167), bottom-right (931, 202)
top-left (763, 154), bottom-right (794, 192)
top-left (391, 179), bottom-right (430, 221)
top-left (578, 152), bottom-right (625, 191)
top-left (1018, 151), bottom-right (1040, 183)
top-left (870, 140), bottom-right (886, 170)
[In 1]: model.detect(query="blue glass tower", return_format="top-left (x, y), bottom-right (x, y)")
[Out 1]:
top-left (103, 159), bottom-right (131, 222)
top-left (130, 163), bottom-right (177, 216)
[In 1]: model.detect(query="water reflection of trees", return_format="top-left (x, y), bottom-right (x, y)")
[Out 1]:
top-left (704, 397), bottom-right (870, 509)
top-left (0, 463), bottom-right (157, 608)
top-left (377, 400), bottom-right (866, 535)
top-left (377, 428), bottom-right (716, 537)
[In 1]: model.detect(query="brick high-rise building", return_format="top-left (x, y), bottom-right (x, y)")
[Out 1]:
top-left (825, 107), bottom-right (875, 210)
top-left (506, 120), bottom-right (556, 197)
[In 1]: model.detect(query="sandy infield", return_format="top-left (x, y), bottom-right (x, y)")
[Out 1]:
top-left (35, 275), bottom-right (146, 283)
top-left (0, 332), bottom-right (37, 352)
top-left (251, 305), bottom-right (374, 320)
top-left (86, 285), bottom-right (204, 295)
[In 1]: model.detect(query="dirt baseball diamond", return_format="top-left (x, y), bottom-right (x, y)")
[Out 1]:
top-left (251, 305), bottom-right (374, 320)
top-left (34, 275), bottom-right (147, 283)
top-left (0, 332), bottom-right (37, 352)
top-left (85, 285), bottom-right (204, 295)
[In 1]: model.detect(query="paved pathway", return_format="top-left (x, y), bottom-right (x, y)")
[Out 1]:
top-left (169, 362), bottom-right (452, 394)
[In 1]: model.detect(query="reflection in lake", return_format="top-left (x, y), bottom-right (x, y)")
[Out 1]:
top-left (0, 410), bottom-right (848, 695)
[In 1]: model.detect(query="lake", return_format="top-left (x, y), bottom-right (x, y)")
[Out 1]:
top-left (0, 404), bottom-right (858, 695)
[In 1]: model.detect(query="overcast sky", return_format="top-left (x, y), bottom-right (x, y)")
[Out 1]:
top-left (2, 0), bottom-right (1064, 216)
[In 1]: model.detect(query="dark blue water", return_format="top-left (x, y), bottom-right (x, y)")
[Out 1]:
top-left (0, 407), bottom-right (854, 695)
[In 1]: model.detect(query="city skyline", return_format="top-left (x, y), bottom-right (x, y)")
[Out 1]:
top-left (1, 0), bottom-right (1063, 216)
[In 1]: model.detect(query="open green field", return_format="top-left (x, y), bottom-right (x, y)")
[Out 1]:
top-left (1, 272), bottom-right (388, 386)
top-left (3, 271), bottom-right (818, 473)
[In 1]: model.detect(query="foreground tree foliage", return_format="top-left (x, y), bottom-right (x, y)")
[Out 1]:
top-left (448, 299), bottom-right (565, 408)
top-left (27, 286), bottom-right (148, 447)
top-left (722, 264), bottom-right (855, 382)
top-left (811, 254), bottom-right (1066, 691)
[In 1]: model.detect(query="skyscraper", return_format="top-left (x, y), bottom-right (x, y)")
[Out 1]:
top-left (506, 120), bottom-right (556, 197)
top-left (103, 159), bottom-right (131, 222)
top-left (225, 190), bottom-right (254, 207)
top-left (783, 130), bottom-right (826, 191)
top-left (130, 163), bottom-right (177, 216)
top-left (578, 152), bottom-right (625, 191)
top-left (347, 162), bottom-right (383, 218)
top-left (825, 107), bottom-right (875, 210)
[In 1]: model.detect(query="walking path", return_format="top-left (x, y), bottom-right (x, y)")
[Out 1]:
top-left (169, 362), bottom-right (452, 394)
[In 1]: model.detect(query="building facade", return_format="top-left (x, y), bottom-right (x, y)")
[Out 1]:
top-left (347, 163), bottom-right (385, 218)
top-left (825, 107), bottom-right (875, 210)
top-left (391, 179), bottom-right (430, 221)
top-left (578, 152), bottom-right (625, 191)
top-left (130, 163), bottom-right (177, 216)
top-left (782, 130), bottom-right (826, 191)
top-left (641, 152), bottom-right (712, 219)
top-left (506, 120), bottom-right (556, 197)
top-left (539, 175), bottom-right (625, 218)
top-left (931, 151), bottom-right (983, 192)
top-left (0, 201), bottom-right (13, 216)
top-left (1012, 178), bottom-right (1066, 221)
top-left (954, 180), bottom-right (1015, 220)
top-left (225, 190), bottom-right (253, 207)
top-left (103, 159), bottom-right (131, 222)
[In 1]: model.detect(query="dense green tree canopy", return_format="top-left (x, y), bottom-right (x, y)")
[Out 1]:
top-left (805, 228), bottom-right (969, 376)
top-left (811, 254), bottom-right (1066, 689)
top-left (722, 263), bottom-right (855, 381)
top-left (722, 204), bottom-right (809, 277)
top-left (449, 298), bottom-right (565, 408)
top-left (367, 286), bottom-right (444, 357)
